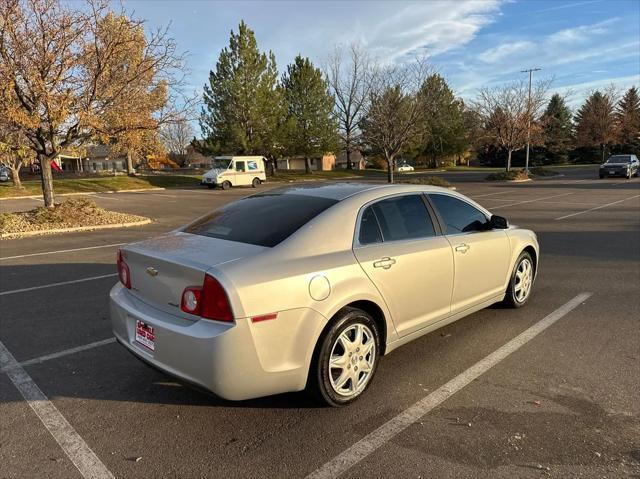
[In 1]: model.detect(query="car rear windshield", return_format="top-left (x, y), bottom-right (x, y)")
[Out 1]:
top-left (183, 193), bottom-right (338, 247)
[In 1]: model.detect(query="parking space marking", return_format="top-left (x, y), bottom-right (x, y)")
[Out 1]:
top-left (468, 191), bottom-right (513, 198)
top-left (491, 192), bottom-right (573, 210)
top-left (0, 339), bottom-right (115, 479)
top-left (0, 273), bottom-right (117, 296)
top-left (0, 338), bottom-right (116, 373)
top-left (0, 243), bottom-right (124, 261)
top-left (555, 194), bottom-right (640, 220)
top-left (306, 293), bottom-right (592, 479)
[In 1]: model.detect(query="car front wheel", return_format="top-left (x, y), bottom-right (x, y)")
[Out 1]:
top-left (221, 180), bottom-right (231, 190)
top-left (502, 251), bottom-right (535, 308)
top-left (308, 308), bottom-right (380, 407)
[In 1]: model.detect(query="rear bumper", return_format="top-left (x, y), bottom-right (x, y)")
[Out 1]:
top-left (110, 284), bottom-right (325, 400)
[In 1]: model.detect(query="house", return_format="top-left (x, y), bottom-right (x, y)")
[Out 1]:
top-left (335, 149), bottom-right (366, 170)
top-left (184, 145), bottom-right (216, 169)
top-left (277, 153), bottom-right (336, 171)
top-left (54, 145), bottom-right (127, 172)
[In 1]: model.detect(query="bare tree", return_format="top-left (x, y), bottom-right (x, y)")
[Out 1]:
top-left (0, 0), bottom-right (193, 206)
top-left (361, 59), bottom-right (431, 183)
top-left (325, 43), bottom-right (374, 169)
top-left (474, 79), bottom-right (550, 171)
top-left (160, 119), bottom-right (193, 162)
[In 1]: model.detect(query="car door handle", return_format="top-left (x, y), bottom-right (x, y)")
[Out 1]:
top-left (373, 257), bottom-right (396, 269)
top-left (455, 243), bottom-right (470, 254)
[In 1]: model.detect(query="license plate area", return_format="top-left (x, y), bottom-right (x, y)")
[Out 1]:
top-left (135, 320), bottom-right (155, 351)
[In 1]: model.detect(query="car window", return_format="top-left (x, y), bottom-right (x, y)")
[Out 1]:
top-left (358, 206), bottom-right (383, 245)
top-left (184, 194), bottom-right (338, 247)
top-left (369, 195), bottom-right (436, 242)
top-left (235, 161), bottom-right (246, 172)
top-left (247, 161), bottom-right (258, 171)
top-left (429, 194), bottom-right (489, 234)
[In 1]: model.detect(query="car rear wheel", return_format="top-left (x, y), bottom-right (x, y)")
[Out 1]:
top-left (222, 180), bottom-right (231, 190)
top-left (502, 251), bottom-right (535, 308)
top-left (252, 177), bottom-right (261, 188)
top-left (308, 308), bottom-right (380, 407)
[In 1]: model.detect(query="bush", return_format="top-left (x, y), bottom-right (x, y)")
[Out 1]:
top-left (398, 176), bottom-right (452, 188)
top-left (485, 170), bottom-right (529, 181)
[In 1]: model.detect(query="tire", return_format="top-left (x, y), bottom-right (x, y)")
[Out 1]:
top-left (599, 174), bottom-right (604, 179)
top-left (308, 308), bottom-right (381, 407)
top-left (252, 177), bottom-right (261, 188)
top-left (502, 251), bottom-right (535, 308)
top-left (221, 180), bottom-right (231, 190)
top-left (207, 184), bottom-right (215, 189)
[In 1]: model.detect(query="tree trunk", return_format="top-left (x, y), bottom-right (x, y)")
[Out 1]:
top-left (346, 148), bottom-right (352, 170)
top-left (305, 157), bottom-right (312, 174)
top-left (269, 158), bottom-right (276, 177)
top-left (10, 160), bottom-right (23, 188)
top-left (387, 155), bottom-right (395, 183)
top-left (38, 154), bottom-right (55, 207)
top-left (127, 148), bottom-right (135, 176)
top-left (601, 144), bottom-right (606, 163)
top-left (506, 149), bottom-right (512, 172)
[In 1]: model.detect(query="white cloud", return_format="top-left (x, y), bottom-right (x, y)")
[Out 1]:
top-left (478, 41), bottom-right (535, 63)
top-left (547, 18), bottom-right (617, 44)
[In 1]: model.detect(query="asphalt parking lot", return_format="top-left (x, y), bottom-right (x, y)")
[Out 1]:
top-left (1, 167), bottom-right (639, 479)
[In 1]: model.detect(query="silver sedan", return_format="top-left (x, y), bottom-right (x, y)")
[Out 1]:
top-left (111, 183), bottom-right (539, 406)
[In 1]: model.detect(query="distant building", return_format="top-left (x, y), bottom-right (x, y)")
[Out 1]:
top-left (335, 150), bottom-right (366, 170)
top-left (184, 145), bottom-right (215, 169)
top-left (277, 153), bottom-right (336, 171)
top-left (54, 145), bottom-right (127, 172)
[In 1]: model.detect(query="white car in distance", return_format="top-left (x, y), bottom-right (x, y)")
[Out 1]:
top-left (397, 163), bottom-right (415, 172)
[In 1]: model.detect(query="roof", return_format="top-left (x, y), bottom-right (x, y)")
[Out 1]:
top-left (259, 182), bottom-right (456, 201)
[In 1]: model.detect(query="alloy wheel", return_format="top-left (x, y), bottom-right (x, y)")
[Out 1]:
top-left (328, 323), bottom-right (376, 397)
top-left (514, 258), bottom-right (533, 302)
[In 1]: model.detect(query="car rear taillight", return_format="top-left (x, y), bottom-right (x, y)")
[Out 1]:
top-left (117, 249), bottom-right (131, 289)
top-left (180, 274), bottom-right (233, 322)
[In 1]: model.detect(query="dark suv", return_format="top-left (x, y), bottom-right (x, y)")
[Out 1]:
top-left (599, 155), bottom-right (639, 179)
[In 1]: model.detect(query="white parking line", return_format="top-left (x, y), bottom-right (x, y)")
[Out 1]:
top-left (491, 192), bottom-right (573, 209)
top-left (0, 339), bottom-right (115, 479)
top-left (0, 338), bottom-right (116, 373)
top-left (555, 194), bottom-right (640, 220)
top-left (306, 293), bottom-right (592, 479)
top-left (468, 191), bottom-right (513, 198)
top-left (0, 243), bottom-right (124, 261)
top-left (0, 273), bottom-right (117, 296)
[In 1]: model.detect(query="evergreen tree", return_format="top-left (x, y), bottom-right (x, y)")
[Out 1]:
top-left (200, 21), bottom-right (283, 159)
top-left (417, 74), bottom-right (467, 166)
top-left (574, 90), bottom-right (617, 163)
top-left (541, 94), bottom-right (572, 164)
top-left (614, 86), bottom-right (640, 155)
top-left (282, 55), bottom-right (338, 173)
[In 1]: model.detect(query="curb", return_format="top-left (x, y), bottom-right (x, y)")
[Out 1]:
top-left (1, 219), bottom-right (152, 239)
top-left (0, 187), bottom-right (165, 201)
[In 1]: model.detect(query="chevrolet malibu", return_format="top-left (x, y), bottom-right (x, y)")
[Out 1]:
top-left (111, 184), bottom-right (539, 406)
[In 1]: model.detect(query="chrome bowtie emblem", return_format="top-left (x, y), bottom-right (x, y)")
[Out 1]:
top-left (146, 267), bottom-right (158, 277)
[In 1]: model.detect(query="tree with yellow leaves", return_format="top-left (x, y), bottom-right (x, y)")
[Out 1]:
top-left (0, 0), bottom-right (190, 205)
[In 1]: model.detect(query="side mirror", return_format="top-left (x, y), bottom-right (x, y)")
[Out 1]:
top-left (490, 215), bottom-right (508, 229)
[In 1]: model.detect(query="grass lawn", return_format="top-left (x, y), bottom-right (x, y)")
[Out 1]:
top-left (0, 174), bottom-right (202, 199)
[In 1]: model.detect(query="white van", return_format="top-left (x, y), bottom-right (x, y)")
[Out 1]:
top-left (202, 156), bottom-right (267, 190)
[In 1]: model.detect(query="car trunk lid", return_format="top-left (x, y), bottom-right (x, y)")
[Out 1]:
top-left (121, 232), bottom-right (266, 318)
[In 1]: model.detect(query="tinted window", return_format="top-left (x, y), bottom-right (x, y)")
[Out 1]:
top-left (429, 194), bottom-right (488, 234)
top-left (359, 206), bottom-right (383, 245)
top-left (184, 194), bottom-right (338, 247)
top-left (370, 195), bottom-right (436, 242)
top-left (235, 161), bottom-right (246, 171)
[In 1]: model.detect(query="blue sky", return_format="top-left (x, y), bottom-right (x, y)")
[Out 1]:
top-left (125, 0), bottom-right (639, 109)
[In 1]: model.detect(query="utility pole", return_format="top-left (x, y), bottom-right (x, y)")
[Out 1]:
top-left (521, 67), bottom-right (541, 174)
